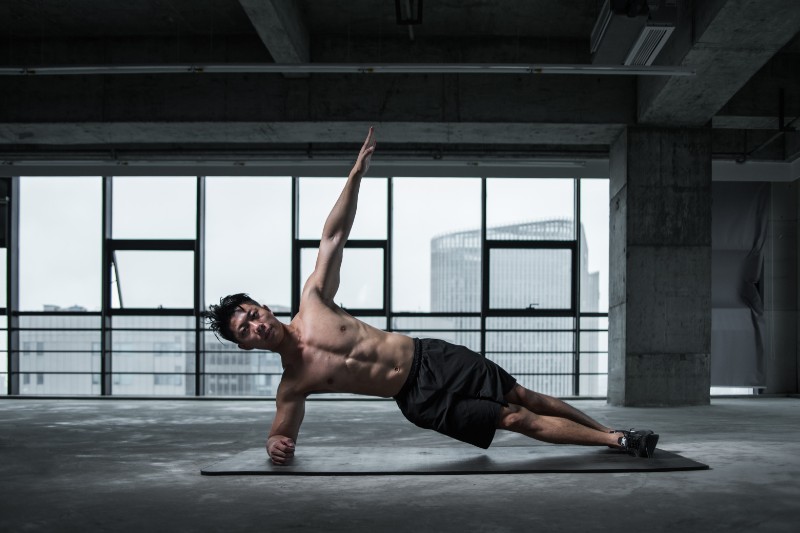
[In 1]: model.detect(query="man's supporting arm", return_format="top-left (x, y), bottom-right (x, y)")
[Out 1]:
top-left (305, 127), bottom-right (376, 301)
top-left (266, 391), bottom-right (306, 465)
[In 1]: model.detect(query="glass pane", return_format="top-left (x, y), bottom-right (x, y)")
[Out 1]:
top-left (580, 352), bottom-right (608, 372)
top-left (580, 179), bottom-right (609, 312)
top-left (0, 316), bottom-right (6, 395)
top-left (112, 251), bottom-right (194, 308)
top-left (298, 177), bottom-right (387, 239)
top-left (579, 352), bottom-right (608, 396)
top-left (19, 373), bottom-right (100, 395)
top-left (579, 331), bottom-right (608, 352)
top-left (20, 177), bottom-right (102, 311)
top-left (19, 314), bottom-right (100, 329)
top-left (393, 178), bottom-right (481, 312)
top-left (487, 178), bottom-right (574, 240)
top-left (205, 373), bottom-right (282, 397)
top-left (489, 249), bottom-right (571, 309)
top-left (485, 331), bottom-right (574, 353)
top-left (0, 248), bottom-right (6, 307)
top-left (113, 315), bottom-right (194, 330)
top-left (515, 375), bottom-right (574, 397)
top-left (579, 316), bottom-right (608, 330)
top-left (579, 375), bottom-right (607, 396)
top-left (204, 334), bottom-right (283, 396)
top-left (19, 331), bottom-right (101, 360)
top-left (111, 374), bottom-right (195, 396)
top-left (16, 314), bottom-right (99, 395)
top-left (112, 323), bottom-right (194, 354)
top-left (111, 314), bottom-right (195, 396)
top-left (205, 177), bottom-right (292, 310)
top-left (300, 248), bottom-right (383, 309)
top-left (488, 353), bottom-right (573, 377)
top-left (392, 316), bottom-right (480, 351)
top-left (19, 352), bottom-right (99, 373)
top-left (486, 316), bottom-right (573, 330)
top-left (112, 177), bottom-right (196, 239)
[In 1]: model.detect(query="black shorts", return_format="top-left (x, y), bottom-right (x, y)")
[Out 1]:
top-left (393, 338), bottom-right (517, 449)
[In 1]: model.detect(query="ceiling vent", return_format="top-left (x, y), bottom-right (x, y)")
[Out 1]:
top-left (591, 0), bottom-right (677, 66)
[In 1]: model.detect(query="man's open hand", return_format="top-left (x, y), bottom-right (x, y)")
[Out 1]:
top-left (267, 436), bottom-right (296, 465)
top-left (350, 126), bottom-right (376, 178)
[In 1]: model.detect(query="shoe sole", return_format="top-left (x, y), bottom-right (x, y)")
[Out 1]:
top-left (640, 433), bottom-right (659, 458)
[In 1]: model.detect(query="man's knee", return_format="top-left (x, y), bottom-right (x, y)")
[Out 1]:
top-left (497, 404), bottom-right (535, 431)
top-left (506, 384), bottom-right (545, 410)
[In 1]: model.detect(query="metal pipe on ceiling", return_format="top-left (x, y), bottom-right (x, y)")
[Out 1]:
top-left (0, 63), bottom-right (694, 77)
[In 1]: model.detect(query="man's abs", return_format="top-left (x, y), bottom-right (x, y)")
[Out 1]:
top-left (291, 307), bottom-right (415, 397)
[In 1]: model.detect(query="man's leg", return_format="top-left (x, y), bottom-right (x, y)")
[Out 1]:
top-left (505, 384), bottom-right (612, 433)
top-left (496, 403), bottom-right (620, 447)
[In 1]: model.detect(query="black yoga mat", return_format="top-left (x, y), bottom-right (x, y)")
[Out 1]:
top-left (201, 445), bottom-right (708, 476)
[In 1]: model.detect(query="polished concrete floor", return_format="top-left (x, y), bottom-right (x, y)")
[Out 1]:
top-left (1, 397), bottom-right (798, 532)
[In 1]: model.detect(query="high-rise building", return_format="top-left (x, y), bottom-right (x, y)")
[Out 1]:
top-left (430, 219), bottom-right (602, 396)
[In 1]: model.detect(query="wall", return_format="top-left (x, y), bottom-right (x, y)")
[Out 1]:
top-left (764, 180), bottom-right (799, 393)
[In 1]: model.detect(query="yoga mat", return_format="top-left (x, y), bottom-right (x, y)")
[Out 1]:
top-left (201, 446), bottom-right (709, 476)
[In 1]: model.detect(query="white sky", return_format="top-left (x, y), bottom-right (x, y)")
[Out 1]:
top-left (15, 174), bottom-right (609, 313)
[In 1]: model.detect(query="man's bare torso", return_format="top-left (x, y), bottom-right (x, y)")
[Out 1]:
top-left (280, 294), bottom-right (415, 399)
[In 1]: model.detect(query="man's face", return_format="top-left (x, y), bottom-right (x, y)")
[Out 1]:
top-left (229, 303), bottom-right (282, 351)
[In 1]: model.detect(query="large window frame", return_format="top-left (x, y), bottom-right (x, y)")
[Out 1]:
top-left (3, 173), bottom-right (609, 397)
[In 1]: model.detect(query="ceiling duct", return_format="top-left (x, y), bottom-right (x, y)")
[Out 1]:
top-left (591, 0), bottom-right (677, 66)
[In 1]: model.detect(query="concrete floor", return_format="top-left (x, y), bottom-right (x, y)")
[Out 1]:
top-left (1, 397), bottom-right (798, 533)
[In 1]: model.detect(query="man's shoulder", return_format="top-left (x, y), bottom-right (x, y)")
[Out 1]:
top-left (295, 291), bottom-right (342, 321)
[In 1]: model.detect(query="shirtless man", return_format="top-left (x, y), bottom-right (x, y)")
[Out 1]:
top-left (205, 127), bottom-right (659, 464)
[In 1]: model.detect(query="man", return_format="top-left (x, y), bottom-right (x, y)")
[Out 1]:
top-left (205, 127), bottom-right (659, 465)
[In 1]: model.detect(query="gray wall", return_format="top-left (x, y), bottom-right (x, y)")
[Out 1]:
top-left (764, 180), bottom-right (799, 393)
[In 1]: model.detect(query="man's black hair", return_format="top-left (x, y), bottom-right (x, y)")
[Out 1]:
top-left (203, 293), bottom-right (260, 343)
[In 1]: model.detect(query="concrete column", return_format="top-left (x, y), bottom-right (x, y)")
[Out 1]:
top-left (608, 127), bottom-right (712, 406)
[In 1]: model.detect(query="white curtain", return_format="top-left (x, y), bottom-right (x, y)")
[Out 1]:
top-left (710, 182), bottom-right (769, 386)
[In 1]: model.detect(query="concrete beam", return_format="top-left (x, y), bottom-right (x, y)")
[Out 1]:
top-left (238, 0), bottom-right (309, 63)
top-left (0, 71), bottom-right (635, 127)
top-left (0, 121), bottom-right (624, 147)
top-left (638, 0), bottom-right (800, 126)
top-left (714, 51), bottom-right (800, 130)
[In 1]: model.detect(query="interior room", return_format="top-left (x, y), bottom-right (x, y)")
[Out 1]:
top-left (1, 1), bottom-right (798, 531)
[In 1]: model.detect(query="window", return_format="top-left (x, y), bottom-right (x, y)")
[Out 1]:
top-left (11, 173), bottom-right (610, 398)
top-left (111, 251), bottom-right (194, 309)
top-left (19, 177), bottom-right (102, 311)
top-left (489, 248), bottom-right (572, 310)
top-left (299, 178), bottom-right (387, 239)
top-left (580, 179), bottom-right (609, 312)
top-left (112, 177), bottom-right (196, 239)
top-left (487, 178), bottom-right (575, 240)
top-left (393, 178), bottom-right (481, 312)
top-left (299, 247), bottom-right (385, 310)
top-left (205, 177), bottom-right (292, 309)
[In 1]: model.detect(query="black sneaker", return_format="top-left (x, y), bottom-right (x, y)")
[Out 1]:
top-left (619, 429), bottom-right (659, 458)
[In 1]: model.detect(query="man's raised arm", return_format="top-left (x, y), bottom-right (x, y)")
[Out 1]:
top-left (305, 127), bottom-right (377, 301)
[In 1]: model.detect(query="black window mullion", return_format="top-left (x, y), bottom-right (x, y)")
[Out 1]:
top-left (7, 177), bottom-right (20, 395)
top-left (101, 176), bottom-right (112, 396)
top-left (291, 176), bottom-right (300, 317)
top-left (195, 176), bottom-right (205, 397)
top-left (574, 177), bottom-right (581, 396)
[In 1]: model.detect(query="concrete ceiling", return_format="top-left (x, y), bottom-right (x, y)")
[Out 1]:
top-left (0, 0), bottom-right (799, 166)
